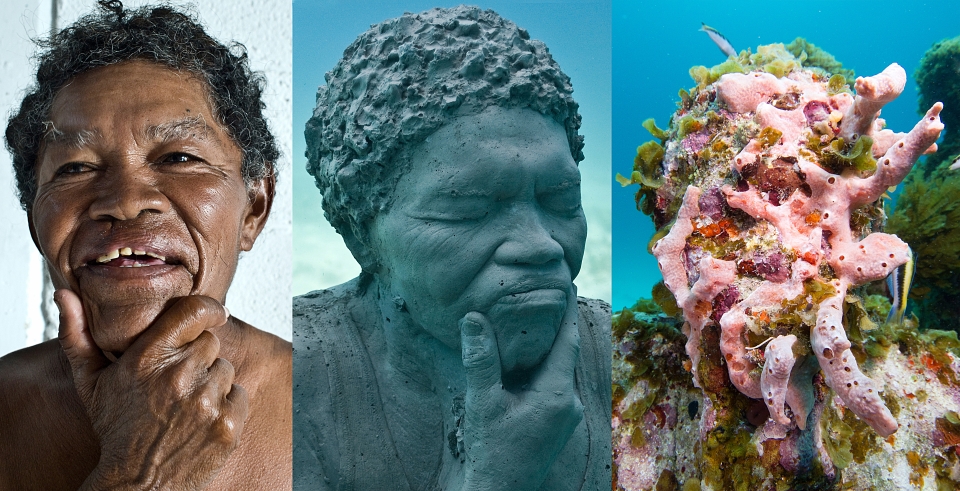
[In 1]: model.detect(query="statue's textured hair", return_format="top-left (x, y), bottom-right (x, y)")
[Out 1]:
top-left (305, 5), bottom-right (583, 270)
top-left (6, 0), bottom-right (280, 212)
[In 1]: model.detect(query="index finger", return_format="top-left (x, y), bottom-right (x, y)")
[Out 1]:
top-left (124, 295), bottom-right (229, 360)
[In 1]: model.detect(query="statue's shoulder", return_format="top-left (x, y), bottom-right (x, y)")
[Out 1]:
top-left (576, 295), bottom-right (612, 342)
top-left (293, 277), bottom-right (368, 341)
top-left (293, 278), bottom-right (360, 322)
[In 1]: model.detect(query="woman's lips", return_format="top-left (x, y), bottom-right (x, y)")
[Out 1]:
top-left (83, 245), bottom-right (181, 270)
top-left (95, 246), bottom-right (167, 265)
top-left (81, 245), bottom-right (183, 279)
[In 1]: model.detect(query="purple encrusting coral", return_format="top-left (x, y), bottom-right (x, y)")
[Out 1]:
top-left (754, 251), bottom-right (789, 282)
top-left (803, 100), bottom-right (831, 124)
top-left (681, 129), bottom-right (712, 154)
top-left (697, 187), bottom-right (726, 221)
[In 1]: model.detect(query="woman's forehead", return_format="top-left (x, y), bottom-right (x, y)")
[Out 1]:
top-left (44, 61), bottom-right (237, 155)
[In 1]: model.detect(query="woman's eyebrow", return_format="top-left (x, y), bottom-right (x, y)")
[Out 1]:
top-left (40, 123), bottom-right (99, 149)
top-left (39, 116), bottom-right (222, 150)
top-left (146, 115), bottom-right (220, 146)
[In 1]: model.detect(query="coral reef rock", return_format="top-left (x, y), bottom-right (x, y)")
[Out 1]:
top-left (617, 45), bottom-right (960, 490)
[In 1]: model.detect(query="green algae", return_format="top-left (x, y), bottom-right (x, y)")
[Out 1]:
top-left (617, 139), bottom-right (667, 218)
top-left (805, 278), bottom-right (837, 305)
top-left (904, 32), bottom-right (960, 359)
top-left (821, 406), bottom-right (855, 469)
top-left (655, 469), bottom-right (680, 491)
top-left (827, 74), bottom-right (846, 95)
top-left (916, 35), bottom-right (960, 168)
top-left (652, 281), bottom-right (681, 317)
top-left (806, 135), bottom-right (878, 176)
top-left (644, 118), bottom-right (670, 141)
top-left (888, 167), bottom-right (960, 334)
top-left (934, 451), bottom-right (960, 491)
top-left (785, 38), bottom-right (856, 81)
top-left (821, 396), bottom-right (885, 470)
top-left (756, 127), bottom-right (782, 149)
top-left (690, 58), bottom-right (747, 89)
top-left (677, 115), bottom-right (704, 139)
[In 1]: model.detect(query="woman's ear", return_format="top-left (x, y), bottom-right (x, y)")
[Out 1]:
top-left (240, 171), bottom-right (275, 252)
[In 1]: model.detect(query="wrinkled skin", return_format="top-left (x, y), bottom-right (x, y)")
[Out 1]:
top-left (369, 107), bottom-right (591, 490)
top-left (0, 61), bottom-right (291, 490)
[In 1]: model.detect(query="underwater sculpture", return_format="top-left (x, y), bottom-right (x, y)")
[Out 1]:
top-left (622, 44), bottom-right (942, 436)
top-left (295, 6), bottom-right (611, 491)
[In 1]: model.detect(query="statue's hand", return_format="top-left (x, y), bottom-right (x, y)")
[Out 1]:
top-left (454, 286), bottom-right (583, 491)
top-left (56, 289), bottom-right (249, 491)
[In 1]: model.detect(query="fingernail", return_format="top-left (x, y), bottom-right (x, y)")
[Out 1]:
top-left (461, 319), bottom-right (481, 336)
top-left (52, 291), bottom-right (63, 314)
top-left (224, 306), bottom-right (231, 320)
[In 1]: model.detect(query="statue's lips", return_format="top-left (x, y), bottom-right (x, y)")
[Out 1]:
top-left (493, 288), bottom-right (567, 309)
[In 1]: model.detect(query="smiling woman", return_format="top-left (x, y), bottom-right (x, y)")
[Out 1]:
top-left (33, 61), bottom-right (263, 352)
top-left (0, 2), bottom-right (291, 490)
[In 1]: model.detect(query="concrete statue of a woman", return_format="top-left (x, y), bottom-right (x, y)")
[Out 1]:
top-left (293, 6), bottom-right (611, 490)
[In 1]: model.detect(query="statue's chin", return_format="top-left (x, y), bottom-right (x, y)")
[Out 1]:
top-left (486, 289), bottom-right (567, 383)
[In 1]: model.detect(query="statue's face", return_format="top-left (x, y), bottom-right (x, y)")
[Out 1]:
top-left (31, 60), bottom-right (269, 352)
top-left (371, 106), bottom-right (586, 374)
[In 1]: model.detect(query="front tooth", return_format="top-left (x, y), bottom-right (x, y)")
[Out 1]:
top-left (120, 247), bottom-right (133, 256)
top-left (97, 249), bottom-right (120, 263)
top-left (134, 249), bottom-right (146, 255)
top-left (133, 263), bottom-right (143, 268)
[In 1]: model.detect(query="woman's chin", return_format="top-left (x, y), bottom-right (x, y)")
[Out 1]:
top-left (87, 303), bottom-right (166, 355)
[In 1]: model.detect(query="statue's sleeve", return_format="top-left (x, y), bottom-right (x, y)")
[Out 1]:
top-left (293, 296), bottom-right (339, 490)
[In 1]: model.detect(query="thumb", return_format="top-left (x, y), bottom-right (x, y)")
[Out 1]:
top-left (55, 289), bottom-right (109, 403)
top-left (460, 312), bottom-right (502, 401)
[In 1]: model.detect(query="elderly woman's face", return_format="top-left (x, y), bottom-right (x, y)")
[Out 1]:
top-left (31, 60), bottom-right (269, 352)
top-left (371, 106), bottom-right (586, 373)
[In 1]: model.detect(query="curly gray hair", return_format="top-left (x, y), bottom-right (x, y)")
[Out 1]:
top-left (305, 5), bottom-right (583, 270)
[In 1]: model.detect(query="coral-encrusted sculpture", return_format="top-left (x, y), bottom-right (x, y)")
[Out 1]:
top-left (637, 48), bottom-right (943, 437)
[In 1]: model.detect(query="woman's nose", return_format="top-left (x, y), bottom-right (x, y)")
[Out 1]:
top-left (88, 163), bottom-right (170, 221)
top-left (493, 207), bottom-right (565, 266)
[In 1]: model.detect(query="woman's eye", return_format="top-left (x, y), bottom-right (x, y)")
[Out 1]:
top-left (159, 152), bottom-right (200, 164)
top-left (54, 162), bottom-right (90, 176)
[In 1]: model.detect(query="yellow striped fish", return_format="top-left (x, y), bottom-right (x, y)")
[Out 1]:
top-left (886, 247), bottom-right (915, 324)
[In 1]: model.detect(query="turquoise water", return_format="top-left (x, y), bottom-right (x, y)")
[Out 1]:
top-left (293, 0), bottom-right (612, 301)
top-left (612, 0), bottom-right (959, 310)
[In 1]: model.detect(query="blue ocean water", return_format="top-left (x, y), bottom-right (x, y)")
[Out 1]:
top-left (612, 0), bottom-right (960, 310)
top-left (293, 0), bottom-right (612, 300)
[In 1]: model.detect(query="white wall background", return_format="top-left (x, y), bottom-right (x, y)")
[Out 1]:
top-left (0, 0), bottom-right (293, 357)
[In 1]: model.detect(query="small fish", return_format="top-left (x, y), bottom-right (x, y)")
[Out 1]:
top-left (949, 154), bottom-right (960, 170)
top-left (700, 22), bottom-right (737, 58)
top-left (886, 247), bottom-right (916, 324)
